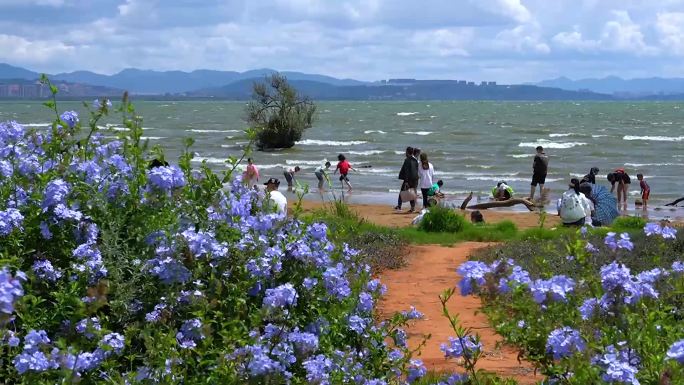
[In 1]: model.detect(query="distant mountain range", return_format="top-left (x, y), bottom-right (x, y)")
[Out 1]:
top-left (535, 76), bottom-right (684, 96)
top-left (0, 63), bottom-right (365, 94)
top-left (2, 62), bottom-right (684, 100)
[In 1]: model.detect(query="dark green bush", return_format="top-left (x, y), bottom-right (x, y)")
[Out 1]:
top-left (348, 232), bottom-right (408, 273)
top-left (494, 220), bottom-right (517, 233)
top-left (611, 215), bottom-right (647, 230)
top-left (419, 206), bottom-right (468, 233)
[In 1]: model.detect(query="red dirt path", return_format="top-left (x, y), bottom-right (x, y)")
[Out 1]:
top-left (377, 243), bottom-right (540, 384)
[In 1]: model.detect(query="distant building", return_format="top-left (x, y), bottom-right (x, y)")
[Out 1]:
top-left (467, 81), bottom-right (475, 86)
top-left (487, 81), bottom-right (497, 86)
top-left (387, 78), bottom-right (416, 85)
top-left (457, 80), bottom-right (467, 85)
top-left (480, 81), bottom-right (487, 86)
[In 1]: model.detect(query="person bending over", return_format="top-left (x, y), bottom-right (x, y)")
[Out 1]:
top-left (492, 181), bottom-right (514, 201)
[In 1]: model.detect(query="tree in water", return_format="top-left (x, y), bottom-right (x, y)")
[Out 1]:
top-left (246, 74), bottom-right (316, 150)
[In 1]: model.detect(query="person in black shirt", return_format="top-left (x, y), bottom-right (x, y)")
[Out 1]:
top-left (395, 146), bottom-right (419, 213)
top-left (580, 167), bottom-right (599, 185)
top-left (528, 146), bottom-right (548, 201)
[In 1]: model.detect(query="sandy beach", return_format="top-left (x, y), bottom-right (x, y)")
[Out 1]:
top-left (292, 199), bottom-right (562, 229)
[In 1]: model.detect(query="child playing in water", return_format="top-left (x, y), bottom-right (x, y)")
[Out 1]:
top-left (334, 154), bottom-right (356, 192)
top-left (637, 173), bottom-right (650, 210)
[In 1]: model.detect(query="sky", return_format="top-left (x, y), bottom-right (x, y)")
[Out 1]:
top-left (0, 0), bottom-right (683, 83)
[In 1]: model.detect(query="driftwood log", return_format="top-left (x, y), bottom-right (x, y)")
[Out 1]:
top-left (466, 198), bottom-right (537, 212)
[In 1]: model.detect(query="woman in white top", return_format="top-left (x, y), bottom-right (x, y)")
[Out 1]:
top-left (557, 178), bottom-right (592, 226)
top-left (418, 153), bottom-right (435, 208)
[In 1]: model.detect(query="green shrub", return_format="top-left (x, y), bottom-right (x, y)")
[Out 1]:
top-left (419, 206), bottom-right (469, 233)
top-left (611, 215), bottom-right (647, 230)
top-left (494, 220), bottom-right (517, 233)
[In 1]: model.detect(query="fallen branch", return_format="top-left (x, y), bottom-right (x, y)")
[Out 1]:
top-left (466, 198), bottom-right (537, 212)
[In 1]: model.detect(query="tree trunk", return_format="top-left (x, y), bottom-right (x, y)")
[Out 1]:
top-left (466, 198), bottom-right (537, 212)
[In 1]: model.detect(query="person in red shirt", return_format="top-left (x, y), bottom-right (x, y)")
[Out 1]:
top-left (334, 154), bottom-right (356, 193)
top-left (637, 173), bottom-right (650, 210)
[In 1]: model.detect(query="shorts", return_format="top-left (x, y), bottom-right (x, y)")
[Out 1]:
top-left (315, 171), bottom-right (324, 182)
top-left (531, 173), bottom-right (547, 186)
top-left (339, 174), bottom-right (349, 182)
top-left (283, 172), bottom-right (293, 186)
top-left (642, 190), bottom-right (650, 200)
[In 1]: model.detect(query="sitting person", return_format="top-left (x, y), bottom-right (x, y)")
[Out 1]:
top-left (263, 178), bottom-right (287, 215)
top-left (557, 178), bottom-right (592, 226)
top-left (428, 180), bottom-right (445, 198)
top-left (470, 210), bottom-right (484, 224)
top-left (491, 181), bottom-right (514, 201)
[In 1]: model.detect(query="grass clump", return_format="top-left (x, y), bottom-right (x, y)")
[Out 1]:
top-left (418, 205), bottom-right (468, 233)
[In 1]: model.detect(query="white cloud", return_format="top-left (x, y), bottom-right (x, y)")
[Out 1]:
top-left (410, 28), bottom-right (473, 57)
top-left (600, 11), bottom-right (656, 54)
top-left (0, 34), bottom-right (74, 65)
top-left (495, 23), bottom-right (550, 54)
top-left (552, 30), bottom-right (600, 52)
top-left (655, 12), bottom-right (684, 55)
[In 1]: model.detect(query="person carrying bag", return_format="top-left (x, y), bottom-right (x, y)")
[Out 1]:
top-left (395, 146), bottom-right (419, 213)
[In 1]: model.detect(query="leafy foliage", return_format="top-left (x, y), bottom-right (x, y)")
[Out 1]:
top-left (418, 206), bottom-right (468, 233)
top-left (245, 73), bottom-right (316, 150)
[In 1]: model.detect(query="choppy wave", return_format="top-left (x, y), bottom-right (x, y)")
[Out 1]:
top-left (296, 139), bottom-right (367, 146)
top-left (623, 135), bottom-right (684, 142)
top-left (141, 136), bottom-right (165, 140)
top-left (364, 130), bottom-right (387, 134)
top-left (24, 123), bottom-right (51, 127)
top-left (592, 134), bottom-right (608, 138)
top-left (466, 176), bottom-right (562, 183)
top-left (285, 160), bottom-right (323, 166)
top-left (625, 162), bottom-right (684, 167)
top-left (396, 112), bottom-right (418, 116)
top-left (549, 133), bottom-right (577, 137)
top-left (187, 129), bottom-right (241, 133)
top-left (507, 154), bottom-right (534, 158)
top-left (347, 150), bottom-right (385, 156)
top-left (403, 131), bottom-right (432, 136)
top-left (518, 139), bottom-right (587, 149)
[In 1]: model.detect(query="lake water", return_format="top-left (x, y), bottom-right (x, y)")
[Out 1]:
top-left (2, 100), bottom-right (683, 211)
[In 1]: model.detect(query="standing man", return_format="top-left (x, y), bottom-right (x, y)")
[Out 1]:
top-left (528, 145), bottom-right (548, 201)
top-left (314, 161), bottom-right (332, 192)
top-left (394, 146), bottom-right (419, 213)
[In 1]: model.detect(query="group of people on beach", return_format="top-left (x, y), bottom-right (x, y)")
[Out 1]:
top-left (393, 146), bottom-right (444, 213)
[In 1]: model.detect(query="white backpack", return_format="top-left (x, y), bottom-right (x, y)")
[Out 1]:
top-left (560, 191), bottom-right (585, 222)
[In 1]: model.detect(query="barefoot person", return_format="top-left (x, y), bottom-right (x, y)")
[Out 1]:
top-left (314, 161), bottom-right (332, 191)
top-left (243, 158), bottom-right (259, 188)
top-left (394, 146), bottom-right (419, 213)
top-left (528, 146), bottom-right (548, 201)
top-left (637, 173), bottom-right (650, 210)
top-left (418, 153), bottom-right (435, 208)
top-left (609, 168), bottom-right (630, 209)
top-left (334, 154), bottom-right (355, 193)
top-left (283, 166), bottom-right (301, 191)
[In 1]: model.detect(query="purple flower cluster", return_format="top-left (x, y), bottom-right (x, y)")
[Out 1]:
top-left (644, 222), bottom-right (677, 239)
top-left (407, 359), bottom-right (427, 383)
top-left (180, 229), bottom-right (228, 259)
top-left (32, 260), bottom-right (62, 282)
top-left (604, 232), bottom-right (634, 252)
top-left (600, 262), bottom-right (659, 305)
top-left (457, 261), bottom-right (491, 296)
top-left (263, 283), bottom-right (298, 310)
top-left (546, 327), bottom-right (586, 360)
top-left (592, 343), bottom-right (640, 385)
top-left (0, 208), bottom-right (23, 235)
top-left (667, 339), bottom-right (684, 364)
top-left (147, 165), bottom-right (186, 193)
top-left (0, 267), bottom-right (25, 317)
top-left (176, 318), bottom-right (205, 349)
top-left (59, 111), bottom-right (79, 129)
top-left (75, 317), bottom-right (102, 339)
top-left (440, 335), bottom-right (482, 359)
top-left (529, 275), bottom-right (575, 304)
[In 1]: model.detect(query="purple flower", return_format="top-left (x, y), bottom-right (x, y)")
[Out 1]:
top-left (146, 256), bottom-right (191, 285)
top-left (75, 317), bottom-right (101, 339)
top-left (604, 232), bottom-right (618, 251)
top-left (357, 292), bottom-right (374, 313)
top-left (585, 242), bottom-right (599, 253)
top-left (644, 223), bottom-right (662, 236)
top-left (147, 165), bottom-right (186, 192)
top-left (457, 261), bottom-right (491, 296)
top-left (440, 335), bottom-right (482, 359)
top-left (303, 354), bottom-right (333, 384)
top-left (100, 333), bottom-right (125, 355)
top-left (288, 331), bottom-right (319, 355)
top-left (263, 283), bottom-right (298, 310)
top-left (592, 344), bottom-right (640, 385)
top-left (348, 315), bottom-right (368, 334)
top-left (42, 179), bottom-right (69, 210)
top-left (407, 359), bottom-right (427, 383)
top-left (0, 208), bottom-right (23, 236)
top-left (60, 111), bottom-right (79, 128)
top-left (39, 221), bottom-right (52, 240)
top-left (661, 226), bottom-right (677, 239)
top-left (438, 373), bottom-right (468, 384)
top-left (13, 351), bottom-right (57, 374)
top-left (0, 267), bottom-right (24, 316)
top-left (600, 262), bottom-right (632, 292)
top-left (92, 99), bottom-right (112, 110)
top-left (546, 327), bottom-right (585, 360)
top-left (307, 223), bottom-right (328, 240)
top-left (402, 306), bottom-right (424, 320)
top-left (23, 329), bottom-right (50, 353)
top-left (176, 318), bottom-right (204, 349)
top-left (617, 233), bottom-right (634, 251)
top-left (673, 261), bottom-right (684, 273)
top-left (530, 275), bottom-right (575, 304)
top-left (666, 339), bottom-right (684, 363)
top-left (393, 329), bottom-right (407, 348)
top-left (32, 260), bottom-right (62, 282)
top-left (579, 298), bottom-right (599, 320)
top-left (323, 263), bottom-right (351, 300)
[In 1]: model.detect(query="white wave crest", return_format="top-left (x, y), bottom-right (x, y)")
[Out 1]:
top-left (625, 162), bottom-right (684, 167)
top-left (364, 130), bottom-right (387, 134)
top-left (141, 136), bottom-right (165, 140)
top-left (549, 133), bottom-right (574, 137)
top-left (187, 129), bottom-right (241, 133)
top-left (518, 139), bottom-right (587, 149)
top-left (285, 160), bottom-right (322, 166)
top-left (592, 134), bottom-right (608, 138)
top-left (23, 123), bottom-right (51, 127)
top-left (623, 135), bottom-right (684, 142)
top-left (396, 112), bottom-right (418, 116)
top-left (507, 154), bottom-right (533, 158)
top-left (347, 150), bottom-right (385, 156)
top-left (403, 131), bottom-right (432, 136)
top-left (296, 139), bottom-right (367, 146)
